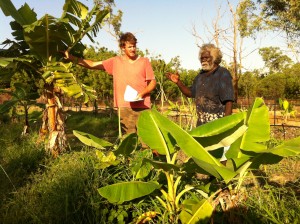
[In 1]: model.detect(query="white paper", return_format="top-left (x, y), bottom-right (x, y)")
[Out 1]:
top-left (124, 85), bottom-right (143, 102)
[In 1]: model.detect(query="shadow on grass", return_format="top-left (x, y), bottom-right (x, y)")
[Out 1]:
top-left (65, 109), bottom-right (119, 150)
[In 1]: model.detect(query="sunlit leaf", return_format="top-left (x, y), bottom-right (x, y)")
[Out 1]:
top-left (98, 181), bottom-right (160, 203)
top-left (95, 150), bottom-right (120, 169)
top-left (73, 130), bottom-right (112, 149)
top-left (180, 199), bottom-right (213, 224)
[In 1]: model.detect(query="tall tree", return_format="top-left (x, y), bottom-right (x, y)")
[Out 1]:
top-left (254, 0), bottom-right (300, 61)
top-left (258, 47), bottom-right (292, 74)
top-left (238, 71), bottom-right (258, 104)
top-left (257, 0), bottom-right (300, 38)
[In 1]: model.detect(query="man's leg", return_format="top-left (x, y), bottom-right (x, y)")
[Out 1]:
top-left (119, 107), bottom-right (145, 135)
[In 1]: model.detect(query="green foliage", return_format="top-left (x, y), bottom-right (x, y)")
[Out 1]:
top-left (0, 106), bottom-right (299, 223)
top-left (0, 125), bottom-right (46, 205)
top-left (1, 149), bottom-right (102, 224)
top-left (73, 46), bottom-right (115, 101)
top-left (238, 71), bottom-right (258, 99)
top-left (0, 83), bottom-right (40, 113)
top-left (93, 98), bottom-right (300, 223)
top-left (257, 0), bottom-right (300, 40)
top-left (245, 183), bottom-right (300, 223)
top-left (282, 63), bottom-right (300, 99)
top-left (256, 73), bottom-right (286, 99)
top-left (258, 47), bottom-right (292, 74)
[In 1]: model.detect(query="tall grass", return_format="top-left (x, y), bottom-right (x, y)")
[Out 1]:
top-left (244, 182), bottom-right (300, 223)
top-left (0, 111), bottom-right (149, 223)
top-left (1, 149), bottom-right (105, 224)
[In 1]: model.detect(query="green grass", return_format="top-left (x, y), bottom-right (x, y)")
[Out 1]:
top-left (65, 110), bottom-right (119, 141)
top-left (244, 182), bottom-right (300, 223)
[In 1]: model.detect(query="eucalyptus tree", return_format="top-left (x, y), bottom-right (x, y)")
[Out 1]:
top-left (249, 0), bottom-right (300, 61)
top-left (282, 63), bottom-right (300, 99)
top-left (256, 0), bottom-right (300, 39)
top-left (258, 47), bottom-right (292, 74)
top-left (256, 73), bottom-right (286, 99)
top-left (238, 71), bottom-right (258, 104)
top-left (0, 0), bottom-right (118, 156)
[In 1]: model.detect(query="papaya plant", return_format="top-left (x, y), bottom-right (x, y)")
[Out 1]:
top-left (0, 0), bottom-right (114, 156)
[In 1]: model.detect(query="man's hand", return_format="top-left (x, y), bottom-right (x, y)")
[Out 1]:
top-left (166, 72), bottom-right (180, 84)
top-left (61, 51), bottom-right (75, 61)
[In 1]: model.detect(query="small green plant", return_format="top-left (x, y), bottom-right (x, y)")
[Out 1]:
top-left (0, 83), bottom-right (42, 134)
top-left (278, 98), bottom-right (297, 123)
top-left (166, 94), bottom-right (196, 131)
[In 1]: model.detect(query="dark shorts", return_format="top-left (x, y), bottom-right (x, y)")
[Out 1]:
top-left (119, 107), bottom-right (148, 134)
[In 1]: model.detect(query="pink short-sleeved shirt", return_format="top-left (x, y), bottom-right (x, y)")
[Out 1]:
top-left (102, 56), bottom-right (155, 108)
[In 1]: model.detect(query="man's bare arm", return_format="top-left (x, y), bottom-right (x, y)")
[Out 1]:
top-left (63, 51), bottom-right (105, 70)
top-left (224, 101), bottom-right (233, 116)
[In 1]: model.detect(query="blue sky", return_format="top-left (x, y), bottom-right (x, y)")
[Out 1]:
top-left (0, 0), bottom-right (291, 71)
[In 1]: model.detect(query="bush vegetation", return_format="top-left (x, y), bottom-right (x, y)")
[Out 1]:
top-left (0, 109), bottom-right (299, 224)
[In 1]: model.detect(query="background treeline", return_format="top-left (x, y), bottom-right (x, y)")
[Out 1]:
top-left (3, 45), bottom-right (299, 107)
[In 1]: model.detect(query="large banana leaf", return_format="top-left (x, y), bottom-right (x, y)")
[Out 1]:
top-left (241, 98), bottom-right (270, 152)
top-left (189, 112), bottom-right (246, 137)
top-left (73, 130), bottom-right (112, 149)
top-left (193, 158), bottom-right (237, 183)
top-left (114, 133), bottom-right (138, 156)
top-left (98, 181), bottom-right (160, 204)
top-left (249, 136), bottom-right (300, 169)
top-left (138, 109), bottom-right (220, 165)
top-left (179, 199), bottom-right (213, 224)
top-left (137, 109), bottom-right (176, 156)
top-left (0, 0), bottom-right (36, 25)
top-left (23, 15), bottom-right (67, 63)
top-left (189, 112), bottom-right (247, 151)
top-left (263, 136), bottom-right (300, 157)
top-left (226, 98), bottom-right (270, 160)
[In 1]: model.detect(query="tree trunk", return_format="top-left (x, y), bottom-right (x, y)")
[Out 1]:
top-left (21, 106), bottom-right (30, 136)
top-left (40, 84), bottom-right (67, 157)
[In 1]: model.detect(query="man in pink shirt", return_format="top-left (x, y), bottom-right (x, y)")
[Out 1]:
top-left (63, 32), bottom-right (157, 134)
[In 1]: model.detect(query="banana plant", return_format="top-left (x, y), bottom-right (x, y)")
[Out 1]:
top-left (0, 0), bottom-right (110, 156)
top-left (0, 83), bottom-right (41, 135)
top-left (94, 98), bottom-right (300, 223)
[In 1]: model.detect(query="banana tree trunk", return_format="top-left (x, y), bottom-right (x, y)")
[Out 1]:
top-left (40, 84), bottom-right (67, 157)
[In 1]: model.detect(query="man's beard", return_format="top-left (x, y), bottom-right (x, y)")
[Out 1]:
top-left (201, 62), bottom-right (214, 71)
